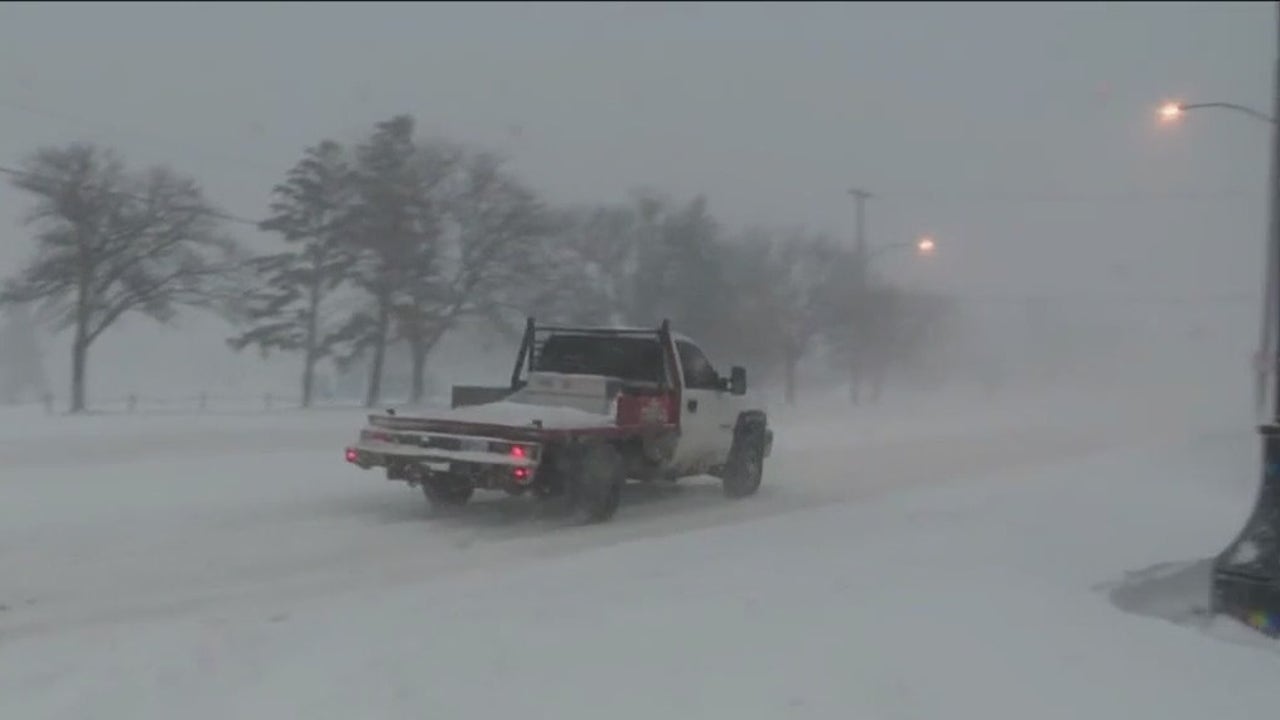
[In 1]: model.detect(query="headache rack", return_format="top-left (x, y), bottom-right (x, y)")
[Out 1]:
top-left (509, 317), bottom-right (680, 391)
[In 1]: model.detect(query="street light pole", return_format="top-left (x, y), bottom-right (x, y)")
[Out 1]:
top-left (849, 188), bottom-right (872, 280)
top-left (1159, 94), bottom-right (1279, 420)
top-left (1267, 10), bottom-right (1280, 426)
top-left (1211, 0), bottom-right (1280, 636)
top-left (842, 186), bottom-right (939, 405)
top-left (846, 188), bottom-right (872, 404)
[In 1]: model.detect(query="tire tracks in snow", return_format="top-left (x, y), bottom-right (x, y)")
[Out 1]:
top-left (0, 412), bottom-right (1176, 644)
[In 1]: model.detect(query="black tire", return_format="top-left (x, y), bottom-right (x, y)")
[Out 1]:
top-left (722, 419), bottom-right (766, 499)
top-left (565, 442), bottom-right (626, 524)
top-left (422, 478), bottom-right (474, 510)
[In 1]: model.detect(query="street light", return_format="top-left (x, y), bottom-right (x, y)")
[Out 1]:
top-left (843, 220), bottom-right (937, 405)
top-left (1157, 99), bottom-right (1276, 126)
top-left (1160, 97), bottom-right (1278, 422)
top-left (864, 235), bottom-right (937, 262)
top-left (1159, 101), bottom-right (1185, 123)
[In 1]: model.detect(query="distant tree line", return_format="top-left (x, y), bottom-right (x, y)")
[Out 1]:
top-left (0, 114), bottom-right (952, 413)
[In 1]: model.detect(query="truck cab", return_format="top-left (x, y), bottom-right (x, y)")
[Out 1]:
top-left (668, 334), bottom-right (752, 474)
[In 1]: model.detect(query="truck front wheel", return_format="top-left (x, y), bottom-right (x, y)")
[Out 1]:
top-left (722, 420), bottom-right (766, 499)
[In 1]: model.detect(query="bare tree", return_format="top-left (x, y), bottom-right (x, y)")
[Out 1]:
top-left (527, 203), bottom-right (637, 326)
top-left (627, 194), bottom-right (728, 336)
top-left (0, 143), bottom-right (243, 413)
top-left (227, 140), bottom-right (355, 408)
top-left (727, 227), bottom-right (841, 405)
top-left (883, 289), bottom-right (956, 389)
top-left (394, 149), bottom-right (555, 403)
top-left (818, 257), bottom-right (901, 405)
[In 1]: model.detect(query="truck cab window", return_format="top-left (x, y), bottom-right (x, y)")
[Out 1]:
top-left (535, 335), bottom-right (665, 384)
top-left (676, 341), bottom-right (721, 391)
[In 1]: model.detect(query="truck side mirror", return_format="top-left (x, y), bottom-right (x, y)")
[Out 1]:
top-left (730, 366), bottom-right (747, 395)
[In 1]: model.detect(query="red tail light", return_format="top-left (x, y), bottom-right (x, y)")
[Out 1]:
top-left (511, 445), bottom-right (526, 459)
top-left (513, 467), bottom-right (530, 483)
top-left (345, 448), bottom-right (359, 463)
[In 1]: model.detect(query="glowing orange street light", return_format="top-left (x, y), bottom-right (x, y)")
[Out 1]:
top-left (1158, 101), bottom-right (1185, 123)
top-left (867, 235), bottom-right (938, 261)
top-left (1156, 99), bottom-right (1274, 126)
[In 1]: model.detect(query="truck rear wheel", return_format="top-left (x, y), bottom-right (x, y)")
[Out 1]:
top-left (566, 442), bottom-right (625, 524)
top-left (422, 478), bottom-right (474, 510)
top-left (722, 420), bottom-right (766, 499)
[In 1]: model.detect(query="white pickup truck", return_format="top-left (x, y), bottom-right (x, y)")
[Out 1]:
top-left (344, 318), bottom-right (774, 523)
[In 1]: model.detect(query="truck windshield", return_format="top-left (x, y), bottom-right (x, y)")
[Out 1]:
top-left (533, 334), bottom-right (666, 383)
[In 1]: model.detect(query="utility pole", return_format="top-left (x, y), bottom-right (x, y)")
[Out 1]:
top-left (1269, 11), bottom-right (1280, 428)
top-left (1212, 0), bottom-right (1280, 635)
top-left (849, 188), bottom-right (872, 272)
top-left (1261, 61), bottom-right (1280, 421)
top-left (1260, 173), bottom-right (1279, 421)
top-left (848, 187), bottom-right (872, 404)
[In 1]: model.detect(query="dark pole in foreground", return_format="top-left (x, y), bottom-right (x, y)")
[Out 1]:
top-left (1211, 0), bottom-right (1280, 637)
top-left (1256, 253), bottom-right (1274, 419)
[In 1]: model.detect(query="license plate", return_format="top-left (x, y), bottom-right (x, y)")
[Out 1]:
top-left (424, 461), bottom-right (450, 472)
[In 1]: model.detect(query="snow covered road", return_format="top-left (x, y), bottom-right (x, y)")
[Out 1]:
top-left (0, 386), bottom-right (1178, 643)
top-left (0, 382), bottom-right (1274, 718)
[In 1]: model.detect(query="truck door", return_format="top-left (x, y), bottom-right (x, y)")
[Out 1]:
top-left (675, 340), bottom-right (736, 470)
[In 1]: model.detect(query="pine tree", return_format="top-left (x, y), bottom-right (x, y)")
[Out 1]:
top-left (227, 140), bottom-right (355, 408)
top-left (333, 115), bottom-right (432, 408)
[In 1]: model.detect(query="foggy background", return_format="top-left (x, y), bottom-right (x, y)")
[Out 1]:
top-left (0, 1), bottom-right (1269, 410)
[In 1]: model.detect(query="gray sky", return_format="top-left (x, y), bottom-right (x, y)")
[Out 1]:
top-left (0, 1), bottom-right (1271, 400)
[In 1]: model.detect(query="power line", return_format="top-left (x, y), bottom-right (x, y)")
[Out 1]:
top-left (946, 290), bottom-right (1259, 306)
top-left (869, 189), bottom-right (1259, 205)
top-left (0, 153), bottom-right (1261, 241)
top-left (0, 151), bottom-right (1262, 238)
